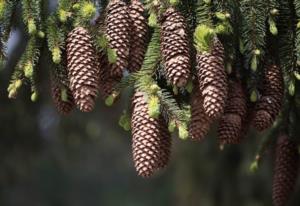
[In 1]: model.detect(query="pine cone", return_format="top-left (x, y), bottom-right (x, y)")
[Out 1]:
top-left (98, 52), bottom-right (121, 99)
top-left (161, 8), bottom-right (191, 87)
top-left (272, 135), bottom-right (299, 206)
top-left (253, 64), bottom-right (283, 131)
top-left (131, 91), bottom-right (171, 177)
top-left (128, 0), bottom-right (148, 72)
top-left (189, 85), bottom-right (212, 141)
top-left (105, 0), bottom-right (130, 77)
top-left (218, 81), bottom-right (247, 145)
top-left (196, 37), bottom-right (228, 119)
top-left (66, 27), bottom-right (99, 112)
top-left (51, 77), bottom-right (75, 115)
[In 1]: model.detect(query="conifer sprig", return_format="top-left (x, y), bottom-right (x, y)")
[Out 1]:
top-left (46, 15), bottom-right (66, 64)
top-left (240, 0), bottom-right (268, 72)
top-left (294, 0), bottom-right (300, 72)
top-left (196, 0), bottom-right (213, 26)
top-left (117, 28), bottom-right (161, 90)
top-left (22, 0), bottom-right (43, 35)
top-left (0, 0), bottom-right (18, 69)
top-left (278, 0), bottom-right (297, 92)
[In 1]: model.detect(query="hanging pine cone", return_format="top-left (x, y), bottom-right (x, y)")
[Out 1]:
top-left (131, 91), bottom-right (171, 177)
top-left (98, 52), bottom-right (120, 99)
top-left (272, 134), bottom-right (299, 206)
top-left (66, 27), bottom-right (99, 112)
top-left (196, 37), bottom-right (228, 119)
top-left (253, 64), bottom-right (283, 131)
top-left (128, 0), bottom-right (148, 72)
top-left (105, 0), bottom-right (130, 77)
top-left (218, 81), bottom-right (247, 145)
top-left (160, 7), bottom-right (191, 88)
top-left (51, 76), bottom-right (74, 115)
top-left (189, 85), bottom-right (212, 141)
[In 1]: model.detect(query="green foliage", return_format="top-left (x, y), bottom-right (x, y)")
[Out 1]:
top-left (196, 0), bottom-right (213, 25)
top-left (0, 0), bottom-right (17, 69)
top-left (0, 0), bottom-right (17, 39)
top-left (73, 1), bottom-right (97, 27)
top-left (57, 0), bottom-right (73, 22)
top-left (119, 111), bottom-right (131, 131)
top-left (0, 0), bottom-right (5, 20)
top-left (240, 0), bottom-right (268, 71)
top-left (147, 95), bottom-right (160, 118)
top-left (277, 0), bottom-right (297, 91)
top-left (295, 0), bottom-right (300, 70)
top-left (194, 24), bottom-right (215, 53)
top-left (78, 1), bottom-right (96, 19)
top-left (46, 15), bottom-right (65, 64)
top-left (8, 36), bottom-right (41, 99)
top-left (117, 28), bottom-right (161, 90)
top-left (22, 0), bottom-right (43, 35)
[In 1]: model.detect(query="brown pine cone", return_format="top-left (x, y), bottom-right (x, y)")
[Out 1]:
top-left (196, 37), bottom-right (228, 119)
top-left (66, 27), bottom-right (99, 112)
top-left (160, 7), bottom-right (191, 87)
top-left (105, 0), bottom-right (130, 77)
top-left (218, 114), bottom-right (242, 145)
top-left (128, 0), bottom-right (148, 72)
top-left (218, 81), bottom-right (247, 145)
top-left (272, 134), bottom-right (299, 206)
top-left (131, 91), bottom-right (171, 178)
top-left (253, 64), bottom-right (283, 131)
top-left (97, 52), bottom-right (121, 99)
top-left (189, 85), bottom-right (212, 141)
top-left (51, 76), bottom-right (74, 115)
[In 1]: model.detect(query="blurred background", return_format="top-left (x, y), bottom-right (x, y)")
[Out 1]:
top-left (0, 1), bottom-right (300, 206)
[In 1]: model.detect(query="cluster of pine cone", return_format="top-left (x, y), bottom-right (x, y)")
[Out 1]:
top-left (49, 1), bottom-right (299, 204)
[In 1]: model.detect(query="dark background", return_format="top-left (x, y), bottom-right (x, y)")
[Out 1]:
top-left (0, 1), bottom-right (299, 205)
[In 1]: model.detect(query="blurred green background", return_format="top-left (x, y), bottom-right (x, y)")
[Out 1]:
top-left (0, 1), bottom-right (299, 205)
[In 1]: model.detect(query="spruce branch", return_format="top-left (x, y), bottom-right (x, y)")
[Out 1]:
top-left (196, 0), bottom-right (213, 26)
top-left (294, 0), bottom-right (300, 70)
top-left (0, 0), bottom-right (18, 68)
top-left (22, 0), bottom-right (43, 35)
top-left (240, 0), bottom-right (268, 72)
top-left (57, 0), bottom-right (73, 22)
top-left (117, 27), bottom-right (161, 90)
top-left (0, 0), bottom-right (17, 40)
top-left (73, 1), bottom-right (97, 27)
top-left (46, 15), bottom-right (66, 64)
top-left (8, 36), bottom-right (41, 99)
top-left (278, 0), bottom-right (297, 88)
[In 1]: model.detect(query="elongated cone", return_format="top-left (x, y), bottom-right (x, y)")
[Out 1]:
top-left (253, 64), bottom-right (283, 131)
top-left (161, 7), bottom-right (191, 87)
top-left (98, 52), bottom-right (121, 99)
top-left (196, 37), bottom-right (228, 119)
top-left (272, 134), bottom-right (299, 206)
top-left (218, 81), bottom-right (247, 145)
top-left (105, 0), bottom-right (130, 77)
top-left (189, 85), bottom-right (212, 141)
top-left (131, 91), bottom-right (171, 177)
top-left (51, 75), bottom-right (75, 115)
top-left (66, 27), bottom-right (99, 112)
top-left (128, 0), bottom-right (148, 72)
